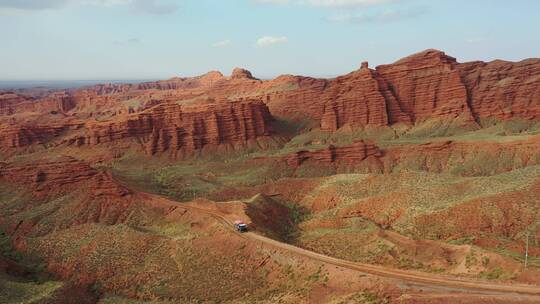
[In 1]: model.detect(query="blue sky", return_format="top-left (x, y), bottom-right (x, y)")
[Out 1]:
top-left (1, 0), bottom-right (539, 80)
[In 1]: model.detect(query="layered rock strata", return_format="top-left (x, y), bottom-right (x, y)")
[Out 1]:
top-left (285, 140), bottom-right (382, 167)
top-left (66, 100), bottom-right (273, 155)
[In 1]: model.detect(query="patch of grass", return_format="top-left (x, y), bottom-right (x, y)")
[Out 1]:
top-left (0, 274), bottom-right (64, 304)
top-left (381, 118), bottom-right (540, 147)
top-left (479, 267), bottom-right (516, 280)
top-left (447, 236), bottom-right (476, 245)
top-left (333, 291), bottom-right (389, 304)
top-left (491, 246), bottom-right (540, 269)
top-left (99, 295), bottom-right (174, 304)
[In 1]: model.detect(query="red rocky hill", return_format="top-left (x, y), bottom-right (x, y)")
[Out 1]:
top-left (0, 49), bottom-right (539, 154)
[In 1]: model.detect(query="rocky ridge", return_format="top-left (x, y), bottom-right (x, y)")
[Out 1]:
top-left (1, 49), bottom-right (539, 155)
top-left (64, 99), bottom-right (273, 156)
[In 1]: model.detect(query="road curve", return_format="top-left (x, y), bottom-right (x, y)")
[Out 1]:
top-left (144, 192), bottom-right (540, 298)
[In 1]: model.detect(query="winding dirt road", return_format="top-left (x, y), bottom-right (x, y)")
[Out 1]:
top-left (144, 192), bottom-right (540, 299)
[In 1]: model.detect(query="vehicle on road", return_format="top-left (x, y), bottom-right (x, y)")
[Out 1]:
top-left (234, 220), bottom-right (248, 233)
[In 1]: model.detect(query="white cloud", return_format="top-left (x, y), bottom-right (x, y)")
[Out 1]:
top-left (256, 36), bottom-right (288, 47)
top-left (212, 40), bottom-right (232, 48)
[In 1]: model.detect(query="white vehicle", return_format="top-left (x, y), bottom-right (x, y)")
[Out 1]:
top-left (233, 220), bottom-right (248, 233)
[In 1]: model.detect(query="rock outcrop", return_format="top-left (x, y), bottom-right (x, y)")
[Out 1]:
top-left (376, 49), bottom-right (473, 124)
top-left (231, 68), bottom-right (257, 80)
top-left (384, 136), bottom-right (540, 175)
top-left (320, 68), bottom-right (410, 131)
top-left (0, 124), bottom-right (69, 148)
top-left (458, 58), bottom-right (540, 120)
top-left (0, 92), bottom-right (75, 116)
top-left (66, 100), bottom-right (273, 155)
top-left (1, 49), bottom-right (540, 154)
top-left (0, 156), bottom-right (129, 197)
top-left (285, 140), bottom-right (382, 167)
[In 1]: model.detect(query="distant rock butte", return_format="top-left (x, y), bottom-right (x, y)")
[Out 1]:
top-left (231, 68), bottom-right (257, 80)
top-left (1, 49), bottom-right (539, 152)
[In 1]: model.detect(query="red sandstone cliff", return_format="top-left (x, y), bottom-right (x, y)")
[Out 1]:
top-left (0, 91), bottom-right (75, 116)
top-left (0, 125), bottom-right (68, 148)
top-left (65, 100), bottom-right (273, 156)
top-left (1, 49), bottom-right (540, 152)
top-left (458, 58), bottom-right (540, 120)
top-left (320, 66), bottom-right (411, 131)
top-left (376, 49), bottom-right (473, 124)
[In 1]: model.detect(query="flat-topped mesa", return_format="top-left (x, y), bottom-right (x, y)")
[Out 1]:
top-left (231, 68), bottom-right (257, 80)
top-left (66, 99), bottom-right (273, 156)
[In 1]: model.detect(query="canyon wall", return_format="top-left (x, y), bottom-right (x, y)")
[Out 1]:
top-left (0, 92), bottom-right (75, 116)
top-left (0, 125), bottom-right (70, 148)
top-left (66, 100), bottom-right (273, 155)
top-left (1, 49), bottom-right (540, 153)
top-left (376, 49), bottom-right (473, 124)
top-left (458, 58), bottom-right (540, 120)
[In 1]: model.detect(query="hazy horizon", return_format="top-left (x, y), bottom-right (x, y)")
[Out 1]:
top-left (2, 0), bottom-right (539, 80)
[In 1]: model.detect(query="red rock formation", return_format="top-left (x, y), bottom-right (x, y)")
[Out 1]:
top-left (0, 157), bottom-right (137, 238)
top-left (0, 93), bottom-right (30, 115)
top-left (213, 74), bottom-right (329, 121)
top-left (0, 124), bottom-right (68, 148)
top-left (0, 156), bottom-right (129, 197)
top-left (1, 49), bottom-right (540, 153)
top-left (458, 58), bottom-right (540, 120)
top-left (231, 68), bottom-right (257, 80)
top-left (320, 68), bottom-right (410, 131)
top-left (384, 136), bottom-right (540, 175)
top-left (85, 71), bottom-right (226, 95)
top-left (285, 140), bottom-right (382, 167)
top-left (283, 135), bottom-right (540, 175)
top-left (376, 49), bottom-right (473, 124)
top-left (66, 100), bottom-right (273, 155)
top-left (0, 92), bottom-right (75, 116)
